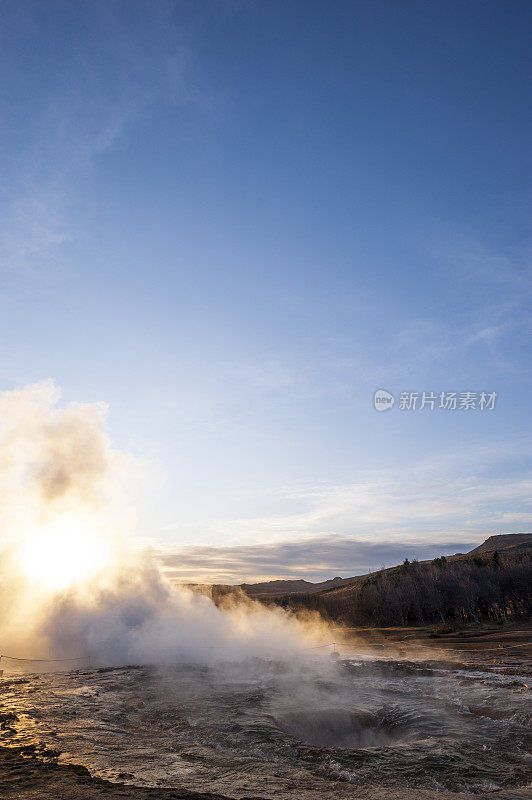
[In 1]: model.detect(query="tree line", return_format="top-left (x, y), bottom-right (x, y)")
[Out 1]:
top-left (270, 550), bottom-right (532, 627)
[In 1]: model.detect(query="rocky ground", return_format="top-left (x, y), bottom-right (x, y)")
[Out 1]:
top-left (1, 622), bottom-right (530, 800)
top-left (1, 744), bottom-right (531, 800)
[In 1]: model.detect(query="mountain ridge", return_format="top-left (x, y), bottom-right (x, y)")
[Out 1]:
top-left (239, 533), bottom-right (532, 599)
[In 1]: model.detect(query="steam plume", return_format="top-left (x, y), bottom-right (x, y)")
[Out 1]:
top-left (0, 381), bottom-right (328, 667)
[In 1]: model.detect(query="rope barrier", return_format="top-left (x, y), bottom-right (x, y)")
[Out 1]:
top-left (1, 640), bottom-right (529, 667)
top-left (303, 640), bottom-right (531, 654)
top-left (0, 654), bottom-right (90, 664)
top-left (403, 641), bottom-right (531, 653)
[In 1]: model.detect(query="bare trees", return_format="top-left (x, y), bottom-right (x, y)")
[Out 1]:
top-left (277, 551), bottom-right (532, 627)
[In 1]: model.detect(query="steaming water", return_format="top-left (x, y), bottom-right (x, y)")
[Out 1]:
top-left (1, 656), bottom-right (531, 798)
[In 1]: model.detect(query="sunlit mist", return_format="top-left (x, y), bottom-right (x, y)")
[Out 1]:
top-left (19, 513), bottom-right (110, 592)
top-left (0, 380), bottom-right (331, 666)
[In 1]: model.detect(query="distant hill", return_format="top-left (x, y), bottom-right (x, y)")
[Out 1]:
top-left (240, 534), bottom-right (532, 599)
top-left (467, 533), bottom-right (532, 555)
top-left (257, 534), bottom-right (532, 627)
top-left (241, 575), bottom-right (356, 597)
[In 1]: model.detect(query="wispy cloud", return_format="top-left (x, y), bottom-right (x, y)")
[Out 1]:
top-left (156, 534), bottom-right (481, 584)
top-left (157, 434), bottom-right (531, 583)
top-left (422, 229), bottom-right (532, 371)
top-left (158, 437), bottom-right (532, 552)
top-left (0, 2), bottom-right (199, 273)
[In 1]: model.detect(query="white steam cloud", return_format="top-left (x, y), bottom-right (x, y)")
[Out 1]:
top-left (0, 381), bottom-right (329, 668)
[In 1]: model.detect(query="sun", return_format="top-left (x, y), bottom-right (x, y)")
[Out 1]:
top-left (20, 513), bottom-right (110, 592)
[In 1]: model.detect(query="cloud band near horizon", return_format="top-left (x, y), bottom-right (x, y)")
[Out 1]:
top-left (156, 534), bottom-right (490, 585)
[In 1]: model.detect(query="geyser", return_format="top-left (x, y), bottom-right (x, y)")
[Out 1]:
top-left (274, 707), bottom-right (410, 748)
top-left (0, 380), bottom-right (330, 668)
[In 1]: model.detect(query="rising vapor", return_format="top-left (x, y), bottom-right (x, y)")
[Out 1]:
top-left (0, 381), bottom-right (329, 667)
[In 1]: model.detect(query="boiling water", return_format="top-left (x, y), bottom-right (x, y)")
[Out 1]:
top-left (1, 657), bottom-right (531, 798)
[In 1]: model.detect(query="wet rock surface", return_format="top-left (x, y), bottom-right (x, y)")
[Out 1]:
top-left (1, 656), bottom-right (531, 799)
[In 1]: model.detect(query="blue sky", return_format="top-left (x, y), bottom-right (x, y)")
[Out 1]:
top-left (1, 1), bottom-right (531, 581)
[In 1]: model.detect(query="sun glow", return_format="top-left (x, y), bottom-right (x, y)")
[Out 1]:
top-left (20, 514), bottom-right (110, 592)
